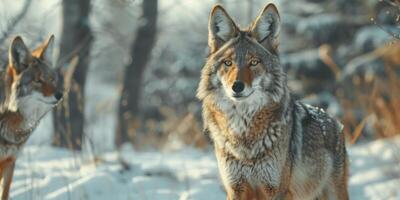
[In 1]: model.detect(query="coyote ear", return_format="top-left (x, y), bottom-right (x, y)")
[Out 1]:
top-left (9, 36), bottom-right (32, 74)
top-left (33, 35), bottom-right (55, 65)
top-left (208, 5), bottom-right (239, 53)
top-left (250, 4), bottom-right (281, 51)
top-left (42, 35), bottom-right (55, 65)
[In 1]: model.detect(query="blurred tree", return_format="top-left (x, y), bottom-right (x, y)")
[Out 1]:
top-left (53, 0), bottom-right (93, 150)
top-left (0, 0), bottom-right (32, 45)
top-left (115, 0), bottom-right (158, 147)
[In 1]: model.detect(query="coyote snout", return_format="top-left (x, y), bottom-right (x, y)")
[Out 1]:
top-left (218, 54), bottom-right (264, 101)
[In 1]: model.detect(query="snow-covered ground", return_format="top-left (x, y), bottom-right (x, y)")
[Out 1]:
top-left (348, 137), bottom-right (400, 200)
top-left (9, 137), bottom-right (400, 200)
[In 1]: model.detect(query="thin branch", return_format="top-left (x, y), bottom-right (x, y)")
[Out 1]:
top-left (374, 21), bottom-right (400, 40)
top-left (372, 0), bottom-right (400, 41)
top-left (371, 14), bottom-right (400, 40)
top-left (56, 34), bottom-right (92, 70)
top-left (380, 0), bottom-right (400, 10)
top-left (0, 0), bottom-right (33, 45)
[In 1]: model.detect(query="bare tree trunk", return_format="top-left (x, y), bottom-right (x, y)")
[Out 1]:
top-left (53, 0), bottom-right (93, 150)
top-left (115, 0), bottom-right (158, 147)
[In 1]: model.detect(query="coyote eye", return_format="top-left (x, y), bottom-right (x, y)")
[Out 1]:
top-left (250, 59), bottom-right (260, 66)
top-left (223, 59), bottom-right (232, 67)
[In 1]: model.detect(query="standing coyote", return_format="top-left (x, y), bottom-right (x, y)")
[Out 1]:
top-left (197, 4), bottom-right (349, 200)
top-left (0, 35), bottom-right (62, 200)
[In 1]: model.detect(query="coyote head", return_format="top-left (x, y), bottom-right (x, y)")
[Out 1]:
top-left (197, 4), bottom-right (287, 107)
top-left (4, 35), bottom-right (62, 119)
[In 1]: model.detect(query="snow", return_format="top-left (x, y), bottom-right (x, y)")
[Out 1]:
top-left (348, 137), bottom-right (400, 200)
top-left (11, 146), bottom-right (223, 200)
top-left (8, 137), bottom-right (400, 200)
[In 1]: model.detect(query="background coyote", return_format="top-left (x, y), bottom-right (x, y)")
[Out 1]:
top-left (0, 36), bottom-right (62, 199)
top-left (197, 4), bottom-right (349, 200)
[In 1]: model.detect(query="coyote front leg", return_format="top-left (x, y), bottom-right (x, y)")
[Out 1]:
top-left (0, 157), bottom-right (16, 200)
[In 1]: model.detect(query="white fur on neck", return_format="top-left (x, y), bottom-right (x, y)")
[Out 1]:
top-left (8, 91), bottom-right (55, 129)
top-left (213, 74), bottom-right (274, 135)
top-left (213, 88), bottom-right (268, 136)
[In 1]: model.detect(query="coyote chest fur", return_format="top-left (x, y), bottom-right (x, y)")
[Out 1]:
top-left (0, 110), bottom-right (38, 156)
top-left (197, 4), bottom-right (348, 200)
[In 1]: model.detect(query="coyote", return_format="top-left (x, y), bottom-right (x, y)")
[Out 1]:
top-left (197, 4), bottom-right (349, 200)
top-left (0, 35), bottom-right (62, 200)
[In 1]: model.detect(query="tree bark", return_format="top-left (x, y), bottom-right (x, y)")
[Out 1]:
top-left (53, 0), bottom-right (93, 150)
top-left (115, 0), bottom-right (158, 147)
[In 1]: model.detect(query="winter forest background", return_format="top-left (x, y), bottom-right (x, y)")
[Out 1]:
top-left (0, 0), bottom-right (399, 199)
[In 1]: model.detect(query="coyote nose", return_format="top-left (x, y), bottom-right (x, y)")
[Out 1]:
top-left (54, 92), bottom-right (63, 100)
top-left (232, 81), bottom-right (245, 93)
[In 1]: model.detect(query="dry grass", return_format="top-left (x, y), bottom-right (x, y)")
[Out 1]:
top-left (332, 41), bottom-right (400, 143)
top-left (134, 106), bottom-right (208, 150)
